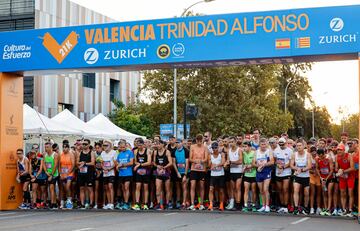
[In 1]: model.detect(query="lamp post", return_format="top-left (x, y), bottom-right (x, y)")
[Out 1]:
top-left (173, 0), bottom-right (215, 137)
top-left (284, 79), bottom-right (295, 114)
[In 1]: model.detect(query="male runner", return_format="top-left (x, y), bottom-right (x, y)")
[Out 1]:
top-left (43, 142), bottom-right (59, 209)
top-left (228, 137), bottom-right (243, 210)
top-left (101, 140), bottom-right (117, 210)
top-left (16, 148), bottom-right (31, 209)
top-left (59, 142), bottom-right (75, 209)
top-left (208, 142), bottom-right (225, 211)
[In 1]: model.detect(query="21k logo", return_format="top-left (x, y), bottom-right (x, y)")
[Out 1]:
top-left (42, 31), bottom-right (79, 64)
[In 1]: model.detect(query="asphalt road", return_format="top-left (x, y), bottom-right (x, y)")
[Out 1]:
top-left (0, 210), bottom-right (359, 231)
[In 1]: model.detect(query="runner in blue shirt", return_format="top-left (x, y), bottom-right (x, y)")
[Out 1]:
top-left (173, 139), bottom-right (190, 209)
top-left (116, 140), bottom-right (134, 210)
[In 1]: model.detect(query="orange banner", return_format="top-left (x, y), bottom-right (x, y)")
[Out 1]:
top-left (42, 31), bottom-right (79, 64)
top-left (0, 73), bottom-right (23, 210)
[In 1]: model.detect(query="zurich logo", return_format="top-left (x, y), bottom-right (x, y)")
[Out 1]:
top-left (330, 18), bottom-right (344, 32)
top-left (84, 48), bottom-right (99, 65)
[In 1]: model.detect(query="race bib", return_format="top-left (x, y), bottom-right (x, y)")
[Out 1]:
top-left (157, 168), bottom-right (166, 176)
top-left (257, 159), bottom-right (266, 165)
top-left (194, 163), bottom-right (204, 170)
top-left (341, 173), bottom-right (348, 179)
top-left (137, 168), bottom-right (147, 175)
top-left (45, 162), bottom-right (52, 169)
top-left (61, 167), bottom-right (69, 174)
top-left (213, 166), bottom-right (222, 172)
top-left (103, 161), bottom-right (111, 168)
top-left (277, 158), bottom-right (285, 166)
top-left (320, 167), bottom-right (329, 175)
top-left (79, 166), bottom-right (88, 174)
top-left (177, 163), bottom-right (185, 169)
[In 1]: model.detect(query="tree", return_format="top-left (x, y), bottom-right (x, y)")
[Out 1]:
top-left (108, 100), bottom-right (155, 138)
top-left (331, 113), bottom-right (359, 140)
top-left (139, 65), bottom-right (296, 138)
top-left (303, 106), bottom-right (332, 139)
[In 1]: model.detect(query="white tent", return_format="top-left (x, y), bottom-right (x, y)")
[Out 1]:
top-left (87, 113), bottom-right (144, 143)
top-left (23, 104), bottom-right (81, 136)
top-left (51, 109), bottom-right (116, 139)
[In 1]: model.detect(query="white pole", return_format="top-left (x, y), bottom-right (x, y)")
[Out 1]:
top-left (173, 68), bottom-right (177, 137)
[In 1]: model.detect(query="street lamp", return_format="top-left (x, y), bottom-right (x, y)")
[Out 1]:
top-left (284, 79), bottom-right (295, 114)
top-left (173, 0), bottom-right (215, 137)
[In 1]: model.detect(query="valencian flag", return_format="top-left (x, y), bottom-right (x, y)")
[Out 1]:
top-left (275, 38), bottom-right (291, 49)
top-left (296, 37), bottom-right (311, 48)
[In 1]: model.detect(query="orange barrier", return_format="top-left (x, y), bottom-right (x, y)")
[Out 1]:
top-left (0, 73), bottom-right (23, 210)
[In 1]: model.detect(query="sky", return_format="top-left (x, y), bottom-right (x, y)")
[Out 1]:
top-left (71, 0), bottom-right (360, 123)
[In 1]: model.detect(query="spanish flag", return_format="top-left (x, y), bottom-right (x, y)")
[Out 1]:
top-left (275, 38), bottom-right (290, 49)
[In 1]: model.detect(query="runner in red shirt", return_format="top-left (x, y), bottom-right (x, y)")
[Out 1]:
top-left (335, 144), bottom-right (355, 217)
top-left (350, 139), bottom-right (359, 217)
top-left (316, 148), bottom-right (334, 216)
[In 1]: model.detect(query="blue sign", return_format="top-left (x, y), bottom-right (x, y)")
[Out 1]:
top-left (0, 5), bottom-right (359, 74)
top-left (160, 124), bottom-right (190, 141)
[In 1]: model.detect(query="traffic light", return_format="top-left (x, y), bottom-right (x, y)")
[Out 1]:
top-left (186, 103), bottom-right (198, 120)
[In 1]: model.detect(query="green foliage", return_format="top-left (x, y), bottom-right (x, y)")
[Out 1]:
top-left (137, 65), bottom-right (318, 138)
top-left (108, 99), bottom-right (155, 138)
top-left (331, 113), bottom-right (359, 140)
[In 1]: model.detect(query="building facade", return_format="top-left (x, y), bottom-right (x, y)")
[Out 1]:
top-left (0, 0), bottom-right (141, 121)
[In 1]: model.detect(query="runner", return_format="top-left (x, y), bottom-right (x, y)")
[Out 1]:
top-left (29, 149), bottom-right (47, 209)
top-left (189, 134), bottom-right (209, 210)
top-left (59, 142), bottom-right (75, 209)
top-left (328, 141), bottom-right (341, 216)
top-left (208, 142), bottom-right (225, 211)
top-left (335, 144), bottom-right (355, 217)
top-left (116, 140), bottom-right (134, 210)
top-left (273, 137), bottom-right (293, 214)
top-left (251, 129), bottom-right (261, 150)
top-left (228, 136), bottom-right (243, 210)
top-left (153, 140), bottom-right (173, 210)
top-left (77, 139), bottom-right (95, 209)
top-left (309, 146), bottom-right (322, 215)
top-left (42, 142), bottom-right (59, 209)
top-left (133, 138), bottom-right (152, 210)
top-left (242, 141), bottom-right (257, 212)
top-left (173, 139), bottom-right (190, 209)
top-left (340, 132), bottom-right (350, 153)
top-left (290, 139), bottom-right (311, 215)
top-left (94, 142), bottom-right (103, 209)
top-left (253, 138), bottom-right (274, 213)
top-left (101, 140), bottom-right (117, 210)
top-left (16, 148), bottom-right (31, 209)
top-left (316, 148), bottom-right (334, 216)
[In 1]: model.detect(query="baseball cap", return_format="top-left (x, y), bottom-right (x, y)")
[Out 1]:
top-left (269, 137), bottom-right (277, 143)
top-left (211, 142), bottom-right (219, 149)
top-left (278, 138), bottom-right (286, 143)
top-left (337, 144), bottom-right (345, 151)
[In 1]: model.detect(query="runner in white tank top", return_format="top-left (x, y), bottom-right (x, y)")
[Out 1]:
top-left (290, 139), bottom-right (311, 215)
top-left (227, 137), bottom-right (243, 210)
top-left (208, 142), bottom-right (225, 211)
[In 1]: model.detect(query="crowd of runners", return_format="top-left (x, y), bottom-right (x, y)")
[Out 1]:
top-left (16, 129), bottom-right (359, 217)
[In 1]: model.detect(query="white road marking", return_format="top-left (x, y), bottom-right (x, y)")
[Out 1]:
top-left (291, 217), bottom-right (310, 225)
top-left (164, 213), bottom-right (178, 216)
top-left (0, 212), bottom-right (16, 216)
top-left (71, 228), bottom-right (94, 231)
top-left (0, 213), bottom-right (37, 220)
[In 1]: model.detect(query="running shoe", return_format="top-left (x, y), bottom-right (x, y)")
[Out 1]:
top-left (293, 208), bottom-right (300, 215)
top-left (80, 205), bottom-right (86, 210)
top-left (115, 203), bottom-right (122, 210)
top-left (199, 205), bottom-right (205, 210)
top-left (252, 206), bottom-right (257, 212)
top-left (310, 208), bottom-right (315, 215)
top-left (316, 208), bottom-right (322, 215)
top-left (301, 207), bottom-right (308, 215)
top-left (242, 207), bottom-right (250, 212)
top-left (85, 203), bottom-right (90, 210)
top-left (332, 209), bottom-right (338, 216)
top-left (265, 206), bottom-right (270, 213)
top-left (132, 203), bottom-right (141, 211)
top-left (257, 206), bottom-right (266, 212)
top-left (18, 203), bottom-right (27, 210)
top-left (66, 200), bottom-right (73, 210)
top-left (143, 204), bottom-right (149, 210)
top-left (208, 204), bottom-right (213, 211)
top-left (277, 207), bottom-right (284, 213)
top-left (108, 204), bottom-right (114, 210)
top-left (123, 203), bottom-right (130, 210)
top-left (93, 205), bottom-right (98, 209)
top-left (188, 204), bottom-right (196, 211)
top-left (338, 209), bottom-right (347, 217)
top-left (346, 211), bottom-right (354, 218)
top-left (149, 202), bottom-right (154, 209)
top-left (176, 201), bottom-right (181, 210)
top-left (60, 200), bottom-right (65, 209)
top-left (167, 202), bottom-right (173, 210)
